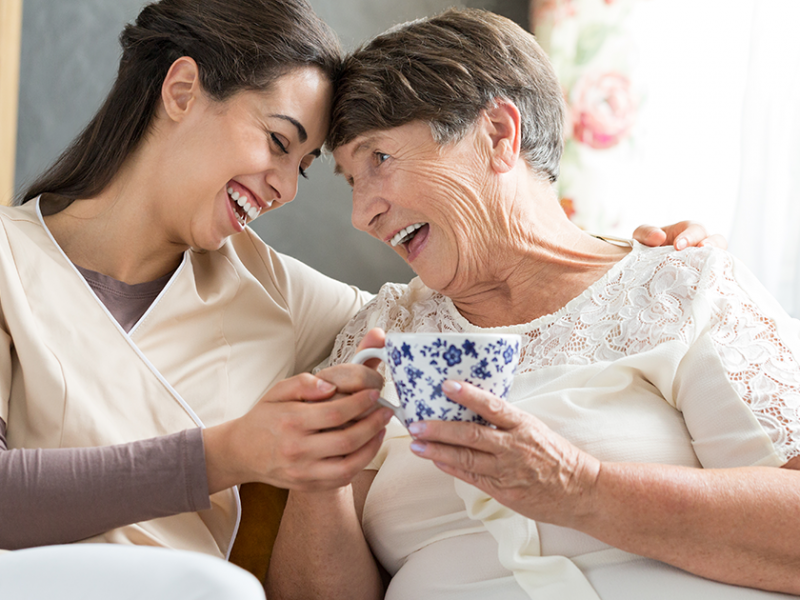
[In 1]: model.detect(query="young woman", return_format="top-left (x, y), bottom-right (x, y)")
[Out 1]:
top-left (0, 0), bottom-right (389, 595)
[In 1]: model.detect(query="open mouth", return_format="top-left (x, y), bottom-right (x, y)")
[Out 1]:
top-left (227, 186), bottom-right (261, 227)
top-left (390, 222), bottom-right (427, 247)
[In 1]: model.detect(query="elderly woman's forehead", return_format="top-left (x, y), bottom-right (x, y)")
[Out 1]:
top-left (332, 133), bottom-right (380, 174)
top-left (336, 123), bottom-right (431, 154)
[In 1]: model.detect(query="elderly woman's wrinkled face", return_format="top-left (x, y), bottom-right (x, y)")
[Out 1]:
top-left (333, 120), bottom-right (509, 294)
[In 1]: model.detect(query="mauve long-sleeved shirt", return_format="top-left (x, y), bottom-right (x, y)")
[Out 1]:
top-left (0, 266), bottom-right (209, 549)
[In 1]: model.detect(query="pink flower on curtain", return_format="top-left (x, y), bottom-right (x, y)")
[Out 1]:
top-left (532, 0), bottom-right (576, 28)
top-left (531, 0), bottom-right (643, 231)
top-left (571, 71), bottom-right (637, 149)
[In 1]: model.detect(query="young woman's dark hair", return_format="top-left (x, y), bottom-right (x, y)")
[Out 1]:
top-left (20, 0), bottom-right (342, 206)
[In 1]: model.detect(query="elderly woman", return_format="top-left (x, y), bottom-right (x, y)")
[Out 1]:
top-left (267, 8), bottom-right (800, 600)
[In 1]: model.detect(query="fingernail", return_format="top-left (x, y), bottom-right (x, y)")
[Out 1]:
top-left (318, 380), bottom-right (336, 393)
top-left (676, 238), bottom-right (687, 250)
top-left (442, 380), bottom-right (462, 393)
top-left (378, 429), bottom-right (386, 443)
top-left (408, 421), bottom-right (426, 436)
top-left (369, 390), bottom-right (380, 401)
top-left (410, 441), bottom-right (427, 454)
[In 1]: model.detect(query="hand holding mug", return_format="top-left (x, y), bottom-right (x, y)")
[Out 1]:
top-left (406, 378), bottom-right (601, 527)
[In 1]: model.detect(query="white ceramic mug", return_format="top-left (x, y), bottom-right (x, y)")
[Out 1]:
top-left (351, 332), bottom-right (521, 429)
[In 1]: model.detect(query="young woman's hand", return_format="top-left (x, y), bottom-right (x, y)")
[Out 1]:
top-left (633, 221), bottom-right (727, 250)
top-left (203, 367), bottom-right (392, 493)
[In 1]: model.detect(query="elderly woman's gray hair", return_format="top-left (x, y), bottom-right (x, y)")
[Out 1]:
top-left (328, 8), bottom-right (565, 182)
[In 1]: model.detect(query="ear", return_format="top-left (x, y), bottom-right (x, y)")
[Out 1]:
top-left (480, 100), bottom-right (522, 174)
top-left (160, 56), bottom-right (202, 122)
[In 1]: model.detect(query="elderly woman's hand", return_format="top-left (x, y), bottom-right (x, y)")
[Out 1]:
top-left (633, 221), bottom-right (728, 250)
top-left (407, 380), bottom-right (601, 526)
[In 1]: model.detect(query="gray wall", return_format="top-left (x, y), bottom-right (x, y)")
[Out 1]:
top-left (14, 0), bottom-right (528, 293)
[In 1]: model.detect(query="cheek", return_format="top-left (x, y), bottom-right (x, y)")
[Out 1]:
top-left (235, 136), bottom-right (272, 170)
top-left (427, 174), bottom-right (488, 231)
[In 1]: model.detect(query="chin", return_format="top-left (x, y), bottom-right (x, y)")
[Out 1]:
top-left (413, 270), bottom-right (452, 295)
top-left (193, 229), bottom-right (233, 253)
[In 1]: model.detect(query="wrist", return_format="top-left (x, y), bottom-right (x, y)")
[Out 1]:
top-left (202, 420), bottom-right (245, 494)
top-left (290, 484), bottom-right (355, 514)
top-left (563, 450), bottom-right (603, 529)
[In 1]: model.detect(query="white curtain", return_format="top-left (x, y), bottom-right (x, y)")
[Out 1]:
top-left (728, 0), bottom-right (800, 318)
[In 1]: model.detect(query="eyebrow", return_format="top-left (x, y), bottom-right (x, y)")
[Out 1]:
top-left (333, 136), bottom-right (377, 176)
top-left (271, 114), bottom-right (308, 143)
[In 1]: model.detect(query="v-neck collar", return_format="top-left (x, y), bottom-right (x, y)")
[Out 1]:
top-left (33, 195), bottom-right (188, 337)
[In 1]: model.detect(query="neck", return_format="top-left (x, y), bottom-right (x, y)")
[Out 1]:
top-left (42, 148), bottom-right (188, 284)
top-left (445, 178), bottom-right (631, 328)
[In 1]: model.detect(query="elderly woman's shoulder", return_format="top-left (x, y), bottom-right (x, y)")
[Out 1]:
top-left (351, 277), bottom-right (443, 329)
top-left (636, 241), bottom-right (729, 268)
top-left (366, 277), bottom-right (435, 307)
top-left (634, 243), bottom-right (745, 294)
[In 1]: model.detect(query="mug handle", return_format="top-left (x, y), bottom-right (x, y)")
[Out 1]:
top-left (350, 348), bottom-right (405, 423)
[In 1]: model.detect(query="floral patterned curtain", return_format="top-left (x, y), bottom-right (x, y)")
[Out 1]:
top-left (531, 0), bottom-right (642, 233)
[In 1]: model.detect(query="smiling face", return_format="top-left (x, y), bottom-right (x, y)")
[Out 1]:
top-left (162, 66), bottom-right (332, 251)
top-left (334, 120), bottom-right (508, 294)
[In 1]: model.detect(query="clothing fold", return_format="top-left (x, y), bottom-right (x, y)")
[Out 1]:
top-left (454, 480), bottom-right (602, 600)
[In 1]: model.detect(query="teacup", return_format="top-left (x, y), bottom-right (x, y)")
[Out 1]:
top-left (351, 332), bottom-right (521, 429)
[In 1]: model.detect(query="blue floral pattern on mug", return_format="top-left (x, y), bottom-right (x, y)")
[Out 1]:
top-left (384, 333), bottom-right (521, 428)
top-left (443, 345), bottom-right (463, 366)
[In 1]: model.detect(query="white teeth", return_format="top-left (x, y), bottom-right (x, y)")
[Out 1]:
top-left (227, 187), bottom-right (263, 224)
top-left (228, 188), bottom-right (250, 226)
top-left (390, 223), bottom-right (425, 247)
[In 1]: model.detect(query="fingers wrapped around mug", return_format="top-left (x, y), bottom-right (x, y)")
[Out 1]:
top-left (205, 372), bottom-right (394, 493)
top-left (407, 380), bottom-right (601, 524)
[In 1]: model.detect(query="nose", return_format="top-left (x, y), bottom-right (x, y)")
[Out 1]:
top-left (265, 163), bottom-right (300, 207)
top-left (350, 180), bottom-right (390, 234)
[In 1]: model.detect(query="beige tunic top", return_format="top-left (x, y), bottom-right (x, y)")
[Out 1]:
top-left (325, 243), bottom-right (800, 599)
top-left (0, 199), bottom-right (370, 558)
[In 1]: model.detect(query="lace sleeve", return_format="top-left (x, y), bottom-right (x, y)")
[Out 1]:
top-left (314, 281), bottom-right (414, 372)
top-left (703, 252), bottom-right (800, 462)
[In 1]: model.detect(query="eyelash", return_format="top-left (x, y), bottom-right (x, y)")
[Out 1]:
top-left (270, 133), bottom-right (287, 154)
top-left (271, 133), bottom-right (309, 179)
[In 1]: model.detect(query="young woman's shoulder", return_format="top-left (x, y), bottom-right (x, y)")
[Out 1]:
top-left (0, 201), bottom-right (40, 226)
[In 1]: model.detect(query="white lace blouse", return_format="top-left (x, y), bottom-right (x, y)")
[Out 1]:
top-left (323, 242), bottom-right (800, 600)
